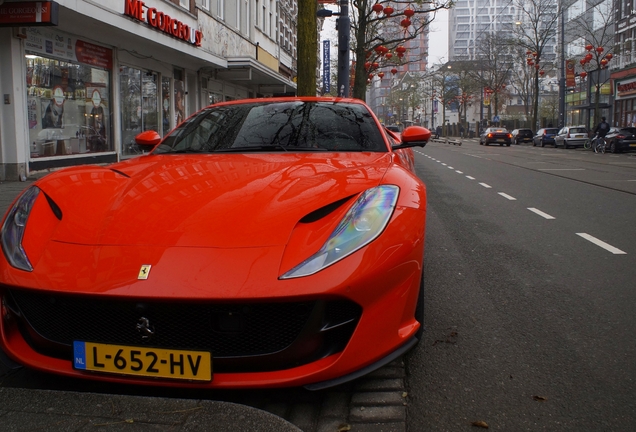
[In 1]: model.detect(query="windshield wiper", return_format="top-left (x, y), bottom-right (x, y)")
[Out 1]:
top-left (214, 145), bottom-right (328, 153)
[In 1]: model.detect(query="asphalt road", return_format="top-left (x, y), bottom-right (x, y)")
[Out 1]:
top-left (406, 139), bottom-right (636, 431)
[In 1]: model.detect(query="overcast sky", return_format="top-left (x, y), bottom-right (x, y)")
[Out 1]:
top-left (428, 8), bottom-right (449, 65)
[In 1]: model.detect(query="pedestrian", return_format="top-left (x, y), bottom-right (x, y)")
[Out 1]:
top-left (460, 124), bottom-right (465, 138)
top-left (593, 116), bottom-right (610, 139)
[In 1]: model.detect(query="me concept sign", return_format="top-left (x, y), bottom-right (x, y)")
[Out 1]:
top-left (124, 0), bottom-right (202, 47)
top-left (0, 1), bottom-right (59, 26)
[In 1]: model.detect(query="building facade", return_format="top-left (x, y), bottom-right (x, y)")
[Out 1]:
top-left (0, 0), bottom-right (297, 181)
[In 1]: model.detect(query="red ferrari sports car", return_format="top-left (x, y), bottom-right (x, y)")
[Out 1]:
top-left (1, 97), bottom-right (429, 390)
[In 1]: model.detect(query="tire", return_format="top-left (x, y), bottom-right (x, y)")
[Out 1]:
top-left (610, 142), bottom-right (617, 153)
top-left (414, 271), bottom-right (425, 341)
top-left (541, 140), bottom-right (545, 147)
top-left (532, 140), bottom-right (536, 147)
top-left (506, 143), bottom-right (511, 147)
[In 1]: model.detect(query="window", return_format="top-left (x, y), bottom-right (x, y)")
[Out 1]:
top-left (593, 0), bottom-right (612, 31)
top-left (218, 0), bottom-right (224, 19)
top-left (26, 54), bottom-right (113, 158)
top-left (179, 0), bottom-right (188, 9)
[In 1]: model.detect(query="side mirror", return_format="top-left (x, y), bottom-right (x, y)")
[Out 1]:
top-left (134, 130), bottom-right (161, 150)
top-left (392, 126), bottom-right (431, 149)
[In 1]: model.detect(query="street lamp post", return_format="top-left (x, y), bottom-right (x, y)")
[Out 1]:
top-left (337, 0), bottom-right (350, 97)
top-left (558, 3), bottom-right (565, 128)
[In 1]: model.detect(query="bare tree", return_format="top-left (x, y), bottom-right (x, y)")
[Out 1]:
top-left (348, 0), bottom-right (452, 100)
top-left (568, 1), bottom-right (614, 127)
top-left (512, 0), bottom-right (559, 129)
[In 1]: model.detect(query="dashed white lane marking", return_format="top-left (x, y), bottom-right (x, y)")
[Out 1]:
top-left (538, 168), bottom-right (585, 171)
top-left (448, 166), bottom-right (454, 169)
top-left (527, 208), bottom-right (555, 219)
top-left (466, 176), bottom-right (475, 180)
top-left (479, 183), bottom-right (492, 188)
top-left (498, 192), bottom-right (517, 200)
top-left (456, 170), bottom-right (463, 174)
top-left (441, 163), bottom-right (447, 166)
top-left (576, 233), bottom-right (627, 255)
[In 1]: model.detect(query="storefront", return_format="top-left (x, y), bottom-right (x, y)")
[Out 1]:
top-left (0, 1), bottom-right (295, 180)
top-left (612, 68), bottom-right (636, 127)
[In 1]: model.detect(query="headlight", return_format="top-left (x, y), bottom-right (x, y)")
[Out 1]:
top-left (281, 185), bottom-right (399, 279)
top-left (1, 186), bottom-right (39, 271)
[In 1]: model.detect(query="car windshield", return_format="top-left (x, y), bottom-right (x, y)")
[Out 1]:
top-left (154, 101), bottom-right (387, 154)
top-left (489, 128), bottom-right (507, 133)
top-left (545, 129), bottom-right (559, 134)
top-left (570, 127), bottom-right (587, 133)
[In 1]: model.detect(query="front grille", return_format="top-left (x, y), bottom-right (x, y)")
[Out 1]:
top-left (7, 288), bottom-right (361, 373)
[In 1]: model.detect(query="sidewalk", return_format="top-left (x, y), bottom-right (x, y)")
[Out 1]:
top-left (0, 387), bottom-right (301, 431)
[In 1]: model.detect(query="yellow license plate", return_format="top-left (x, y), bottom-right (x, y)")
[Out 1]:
top-left (497, 139), bottom-right (504, 142)
top-left (73, 341), bottom-right (212, 381)
top-left (630, 144), bottom-right (636, 147)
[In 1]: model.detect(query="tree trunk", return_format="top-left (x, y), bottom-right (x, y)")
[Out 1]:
top-left (352, 0), bottom-right (369, 101)
top-left (297, 1), bottom-right (317, 96)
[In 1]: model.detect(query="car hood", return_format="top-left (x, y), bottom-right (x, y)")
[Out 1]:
top-left (36, 153), bottom-right (393, 248)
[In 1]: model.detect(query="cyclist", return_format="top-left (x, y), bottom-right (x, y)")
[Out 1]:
top-left (592, 117), bottom-right (610, 152)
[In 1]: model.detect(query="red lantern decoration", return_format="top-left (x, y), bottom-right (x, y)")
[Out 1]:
top-left (401, 18), bottom-right (411, 28)
top-left (372, 3), bottom-right (383, 13)
top-left (383, 6), bottom-right (394, 16)
top-left (366, 51), bottom-right (372, 58)
top-left (580, 59), bottom-right (586, 65)
top-left (368, 73), bottom-right (374, 79)
top-left (605, 53), bottom-right (613, 60)
top-left (535, 64), bottom-right (540, 69)
top-left (596, 46), bottom-right (604, 54)
top-left (385, 52), bottom-right (393, 59)
top-left (396, 46), bottom-right (406, 54)
top-left (600, 58), bottom-right (608, 67)
top-left (372, 62), bottom-right (379, 69)
top-left (397, 52), bottom-right (404, 58)
top-left (585, 44), bottom-right (594, 51)
top-left (378, 72), bottom-right (385, 78)
top-left (539, 70), bottom-right (545, 76)
top-left (585, 53), bottom-right (593, 61)
top-left (404, 8), bottom-right (415, 17)
top-left (375, 46), bottom-right (383, 54)
top-left (579, 71), bottom-right (587, 79)
top-left (364, 62), bottom-right (371, 70)
top-left (526, 50), bottom-right (532, 55)
top-left (501, 84), bottom-right (506, 89)
top-left (391, 68), bottom-right (398, 74)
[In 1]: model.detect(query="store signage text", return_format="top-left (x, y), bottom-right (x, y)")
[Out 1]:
top-left (124, 0), bottom-right (202, 47)
top-left (0, 1), bottom-right (59, 26)
top-left (617, 80), bottom-right (636, 98)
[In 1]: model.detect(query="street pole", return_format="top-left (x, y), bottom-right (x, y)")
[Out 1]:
top-left (337, 0), bottom-right (350, 97)
top-left (558, 2), bottom-right (565, 128)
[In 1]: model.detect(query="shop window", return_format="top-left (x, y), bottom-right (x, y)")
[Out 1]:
top-left (120, 66), bottom-right (159, 156)
top-left (162, 77), bottom-right (172, 135)
top-left (26, 55), bottom-right (112, 158)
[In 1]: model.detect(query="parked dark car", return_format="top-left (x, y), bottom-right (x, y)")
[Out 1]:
top-left (533, 128), bottom-right (559, 147)
top-left (555, 126), bottom-right (589, 149)
top-left (604, 127), bottom-right (636, 153)
top-left (511, 128), bottom-right (534, 145)
top-left (479, 127), bottom-right (512, 146)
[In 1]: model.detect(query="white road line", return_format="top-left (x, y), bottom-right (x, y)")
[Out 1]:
top-left (479, 183), bottom-right (492, 188)
top-left (456, 170), bottom-right (463, 174)
top-left (538, 168), bottom-right (585, 171)
top-left (527, 208), bottom-right (555, 219)
top-left (576, 233), bottom-right (627, 255)
top-left (466, 176), bottom-right (475, 180)
top-left (448, 166), bottom-right (454, 169)
top-left (498, 192), bottom-right (517, 200)
top-left (441, 163), bottom-right (447, 166)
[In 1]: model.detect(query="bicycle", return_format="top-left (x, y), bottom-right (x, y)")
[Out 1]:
top-left (584, 134), bottom-right (606, 153)
top-left (593, 135), bottom-right (606, 154)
